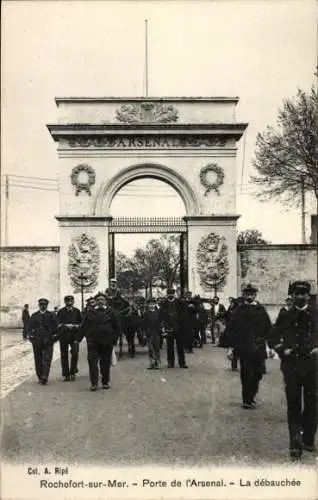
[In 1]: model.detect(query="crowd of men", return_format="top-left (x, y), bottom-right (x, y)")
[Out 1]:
top-left (22, 279), bottom-right (317, 461)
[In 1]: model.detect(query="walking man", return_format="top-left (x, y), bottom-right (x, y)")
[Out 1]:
top-left (210, 296), bottom-right (226, 345)
top-left (107, 288), bottom-right (131, 358)
top-left (227, 284), bottom-right (272, 409)
top-left (274, 296), bottom-right (293, 324)
top-left (268, 281), bottom-right (317, 460)
top-left (144, 298), bottom-right (162, 369)
top-left (56, 295), bottom-right (82, 381)
top-left (180, 291), bottom-right (195, 353)
top-left (28, 298), bottom-right (57, 385)
top-left (160, 289), bottom-right (188, 369)
top-left (79, 292), bottom-right (119, 391)
top-left (222, 297), bottom-right (241, 370)
top-left (22, 304), bottom-right (30, 340)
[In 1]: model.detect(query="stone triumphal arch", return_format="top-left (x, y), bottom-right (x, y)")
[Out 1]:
top-left (48, 97), bottom-right (247, 303)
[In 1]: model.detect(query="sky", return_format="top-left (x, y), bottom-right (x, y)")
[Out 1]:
top-left (1, 0), bottom-right (317, 253)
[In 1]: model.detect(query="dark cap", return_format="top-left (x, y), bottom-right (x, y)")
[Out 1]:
top-left (242, 284), bottom-right (258, 294)
top-left (289, 281), bottom-right (311, 295)
top-left (95, 292), bottom-right (107, 300)
top-left (167, 288), bottom-right (175, 295)
top-left (64, 295), bottom-right (74, 302)
top-left (38, 298), bottom-right (49, 305)
top-left (147, 298), bottom-right (157, 304)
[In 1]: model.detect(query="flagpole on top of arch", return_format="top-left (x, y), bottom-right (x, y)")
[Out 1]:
top-left (145, 19), bottom-right (149, 97)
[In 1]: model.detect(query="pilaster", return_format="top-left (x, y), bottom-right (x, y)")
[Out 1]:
top-left (56, 216), bottom-right (112, 307)
top-left (185, 215), bottom-right (240, 301)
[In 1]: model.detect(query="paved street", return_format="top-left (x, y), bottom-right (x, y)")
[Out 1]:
top-left (1, 335), bottom-right (317, 467)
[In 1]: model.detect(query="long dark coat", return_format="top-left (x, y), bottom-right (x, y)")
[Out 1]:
top-left (78, 307), bottom-right (119, 346)
top-left (226, 301), bottom-right (272, 359)
top-left (56, 306), bottom-right (82, 343)
top-left (28, 310), bottom-right (57, 345)
top-left (268, 305), bottom-right (318, 373)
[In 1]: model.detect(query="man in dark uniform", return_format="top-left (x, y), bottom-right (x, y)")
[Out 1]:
top-left (227, 285), bottom-right (272, 409)
top-left (274, 297), bottom-right (293, 324)
top-left (200, 301), bottom-right (209, 345)
top-left (84, 296), bottom-right (96, 313)
top-left (56, 295), bottom-right (82, 381)
top-left (192, 295), bottom-right (204, 348)
top-left (268, 281), bottom-right (317, 460)
top-left (78, 292), bottom-right (119, 391)
top-left (159, 288), bottom-right (188, 369)
top-left (28, 298), bottom-right (57, 385)
top-left (180, 291), bottom-right (195, 353)
top-left (106, 278), bottom-right (121, 298)
top-left (144, 298), bottom-right (162, 369)
top-left (22, 304), bottom-right (30, 340)
top-left (107, 285), bottom-right (131, 357)
top-left (220, 297), bottom-right (239, 370)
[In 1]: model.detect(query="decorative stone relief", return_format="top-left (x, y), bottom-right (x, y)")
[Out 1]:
top-left (196, 233), bottom-right (229, 292)
top-left (68, 234), bottom-right (100, 293)
top-left (70, 164), bottom-right (96, 196)
top-left (199, 164), bottom-right (225, 197)
top-left (67, 135), bottom-right (227, 149)
top-left (115, 102), bottom-right (179, 123)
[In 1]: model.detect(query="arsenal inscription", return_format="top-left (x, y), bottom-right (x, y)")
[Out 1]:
top-left (67, 135), bottom-right (228, 149)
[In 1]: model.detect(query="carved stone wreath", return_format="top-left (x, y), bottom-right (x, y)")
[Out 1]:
top-left (115, 102), bottom-right (179, 124)
top-left (199, 164), bottom-right (225, 197)
top-left (70, 164), bottom-right (96, 196)
top-left (68, 233), bottom-right (100, 293)
top-left (196, 232), bottom-right (229, 292)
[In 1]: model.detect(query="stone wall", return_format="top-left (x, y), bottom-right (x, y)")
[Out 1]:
top-left (0, 247), bottom-right (60, 328)
top-left (1, 244), bottom-right (317, 327)
top-left (238, 244), bottom-right (317, 321)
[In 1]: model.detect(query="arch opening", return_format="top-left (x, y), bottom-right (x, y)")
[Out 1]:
top-left (110, 177), bottom-right (186, 218)
top-left (94, 163), bottom-right (200, 216)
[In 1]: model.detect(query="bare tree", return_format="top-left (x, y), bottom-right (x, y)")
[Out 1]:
top-left (251, 87), bottom-right (318, 208)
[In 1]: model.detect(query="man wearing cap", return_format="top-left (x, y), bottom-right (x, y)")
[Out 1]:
top-left (159, 288), bottom-right (188, 369)
top-left (56, 295), bottom-right (82, 381)
top-left (144, 298), bottom-right (162, 369)
top-left (274, 297), bottom-right (294, 325)
top-left (106, 282), bottom-right (131, 358)
top-left (227, 284), bottom-right (272, 409)
top-left (78, 292), bottom-right (119, 391)
top-left (28, 298), bottom-right (58, 385)
top-left (22, 304), bottom-right (30, 340)
top-left (268, 281), bottom-right (317, 460)
top-left (106, 278), bottom-right (121, 298)
top-left (180, 291), bottom-right (195, 353)
top-left (210, 296), bottom-right (227, 345)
